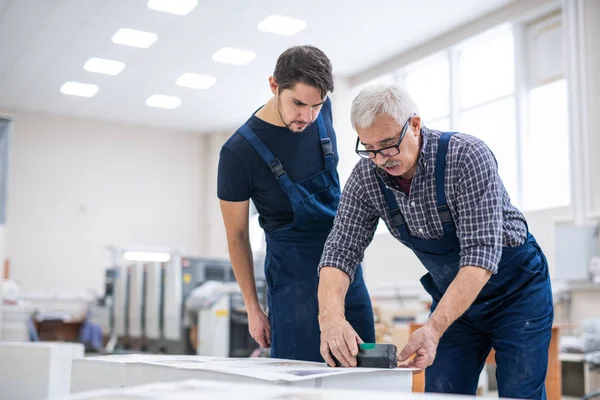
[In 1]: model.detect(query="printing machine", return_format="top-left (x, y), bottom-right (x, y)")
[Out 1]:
top-left (187, 280), bottom-right (267, 357)
top-left (103, 247), bottom-right (266, 357)
top-left (158, 255), bottom-right (266, 355)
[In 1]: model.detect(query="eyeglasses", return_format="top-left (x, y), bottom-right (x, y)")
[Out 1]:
top-left (355, 114), bottom-right (416, 159)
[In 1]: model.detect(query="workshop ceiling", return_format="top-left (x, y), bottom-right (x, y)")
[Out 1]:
top-left (0, 0), bottom-right (515, 132)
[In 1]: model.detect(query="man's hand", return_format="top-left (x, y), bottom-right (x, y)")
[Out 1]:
top-left (248, 307), bottom-right (271, 348)
top-left (397, 324), bottom-right (441, 370)
top-left (317, 267), bottom-right (356, 367)
top-left (397, 266), bottom-right (492, 370)
top-left (319, 314), bottom-right (362, 367)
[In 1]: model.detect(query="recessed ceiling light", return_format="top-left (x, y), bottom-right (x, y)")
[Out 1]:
top-left (60, 81), bottom-right (99, 98)
top-left (212, 47), bottom-right (256, 66)
top-left (112, 28), bottom-right (157, 49)
top-left (84, 58), bottom-right (125, 75)
top-left (176, 73), bottom-right (216, 90)
top-left (146, 94), bottom-right (181, 109)
top-left (147, 0), bottom-right (198, 15)
top-left (257, 15), bottom-right (307, 36)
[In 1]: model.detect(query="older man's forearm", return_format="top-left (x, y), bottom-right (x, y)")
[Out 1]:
top-left (427, 266), bottom-right (492, 336)
top-left (318, 266), bottom-right (350, 322)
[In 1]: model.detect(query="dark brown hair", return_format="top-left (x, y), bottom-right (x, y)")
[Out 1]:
top-left (273, 45), bottom-right (334, 98)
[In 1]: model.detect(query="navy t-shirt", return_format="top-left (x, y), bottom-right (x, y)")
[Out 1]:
top-left (217, 97), bottom-right (338, 233)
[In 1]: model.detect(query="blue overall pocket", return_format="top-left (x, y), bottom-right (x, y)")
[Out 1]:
top-left (296, 184), bottom-right (338, 224)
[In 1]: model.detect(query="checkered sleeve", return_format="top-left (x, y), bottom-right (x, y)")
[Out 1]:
top-left (455, 141), bottom-right (504, 274)
top-left (318, 164), bottom-right (380, 283)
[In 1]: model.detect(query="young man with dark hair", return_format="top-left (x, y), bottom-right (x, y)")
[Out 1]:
top-left (217, 45), bottom-right (375, 362)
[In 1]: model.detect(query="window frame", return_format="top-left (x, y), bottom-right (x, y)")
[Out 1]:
top-left (384, 18), bottom-right (568, 213)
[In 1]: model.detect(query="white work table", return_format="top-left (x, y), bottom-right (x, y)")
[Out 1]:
top-left (70, 354), bottom-right (414, 394)
top-left (62, 378), bottom-right (473, 400)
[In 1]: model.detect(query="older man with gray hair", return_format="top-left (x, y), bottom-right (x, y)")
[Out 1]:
top-left (317, 83), bottom-right (553, 399)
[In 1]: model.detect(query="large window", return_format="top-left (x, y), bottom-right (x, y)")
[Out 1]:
top-left (523, 79), bottom-right (569, 210)
top-left (456, 25), bottom-right (520, 203)
top-left (399, 52), bottom-right (450, 127)
top-left (395, 26), bottom-right (521, 204)
top-left (360, 14), bottom-right (570, 232)
top-left (457, 25), bottom-right (515, 109)
top-left (521, 14), bottom-right (570, 210)
top-left (459, 97), bottom-right (519, 200)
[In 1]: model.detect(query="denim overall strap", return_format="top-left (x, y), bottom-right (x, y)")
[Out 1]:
top-left (435, 132), bottom-right (456, 232)
top-left (317, 116), bottom-right (335, 170)
top-left (237, 124), bottom-right (294, 191)
top-left (376, 177), bottom-right (410, 238)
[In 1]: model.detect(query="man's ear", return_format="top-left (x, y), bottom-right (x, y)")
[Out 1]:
top-left (268, 76), bottom-right (278, 95)
top-left (411, 115), bottom-right (421, 135)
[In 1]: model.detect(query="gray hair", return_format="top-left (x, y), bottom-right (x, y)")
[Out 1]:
top-left (350, 83), bottom-right (419, 130)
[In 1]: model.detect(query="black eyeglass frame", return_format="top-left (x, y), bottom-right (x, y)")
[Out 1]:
top-left (355, 113), bottom-right (417, 159)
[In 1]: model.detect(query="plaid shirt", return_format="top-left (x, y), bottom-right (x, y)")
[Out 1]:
top-left (318, 127), bottom-right (528, 283)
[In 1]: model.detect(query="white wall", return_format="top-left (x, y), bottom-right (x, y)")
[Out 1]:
top-left (5, 111), bottom-right (206, 294)
top-left (203, 131), bottom-right (231, 259)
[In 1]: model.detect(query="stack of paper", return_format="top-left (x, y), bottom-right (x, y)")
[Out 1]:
top-left (0, 302), bottom-right (33, 341)
top-left (0, 341), bottom-right (84, 400)
top-left (149, 357), bottom-right (413, 391)
top-left (70, 355), bottom-right (414, 393)
top-left (61, 379), bottom-right (440, 400)
top-left (70, 354), bottom-right (203, 392)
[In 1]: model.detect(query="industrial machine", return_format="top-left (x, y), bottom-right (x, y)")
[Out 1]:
top-left (186, 280), bottom-right (267, 357)
top-left (102, 246), bottom-right (266, 356)
top-left (159, 255), bottom-right (266, 355)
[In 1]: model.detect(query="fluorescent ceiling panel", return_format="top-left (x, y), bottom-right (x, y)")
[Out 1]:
top-left (112, 28), bottom-right (157, 49)
top-left (146, 94), bottom-right (182, 109)
top-left (176, 73), bottom-right (216, 89)
top-left (84, 58), bottom-right (125, 75)
top-left (60, 81), bottom-right (99, 97)
top-left (123, 251), bottom-right (171, 262)
top-left (257, 14), bottom-right (307, 36)
top-left (147, 0), bottom-right (198, 15)
top-left (212, 47), bottom-right (256, 66)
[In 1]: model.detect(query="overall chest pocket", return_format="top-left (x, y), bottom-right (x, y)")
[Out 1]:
top-left (295, 184), bottom-right (339, 223)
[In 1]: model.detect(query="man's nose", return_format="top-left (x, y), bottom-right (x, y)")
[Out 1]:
top-left (375, 152), bottom-right (389, 164)
top-left (301, 107), bottom-right (313, 123)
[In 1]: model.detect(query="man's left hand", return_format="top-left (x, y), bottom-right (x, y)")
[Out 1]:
top-left (396, 324), bottom-right (441, 370)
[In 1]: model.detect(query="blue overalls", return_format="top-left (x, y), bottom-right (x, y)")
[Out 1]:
top-left (238, 114), bottom-right (375, 362)
top-left (378, 132), bottom-right (554, 399)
